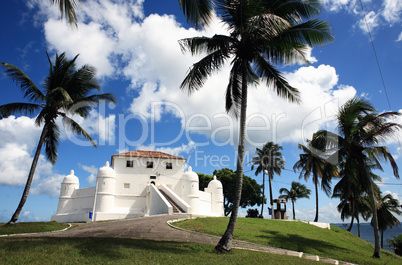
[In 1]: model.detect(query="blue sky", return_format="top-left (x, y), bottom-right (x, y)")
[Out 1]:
top-left (1, 0), bottom-right (402, 223)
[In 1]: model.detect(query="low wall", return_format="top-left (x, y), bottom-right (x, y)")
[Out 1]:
top-left (159, 184), bottom-right (191, 213)
top-left (149, 184), bottom-right (172, 216)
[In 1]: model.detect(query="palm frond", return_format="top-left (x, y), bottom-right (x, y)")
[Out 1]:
top-left (62, 116), bottom-right (97, 147)
top-left (178, 0), bottom-right (214, 29)
top-left (51, 0), bottom-right (79, 26)
top-left (0, 103), bottom-right (42, 118)
top-left (68, 93), bottom-right (117, 117)
top-left (1, 63), bottom-right (45, 103)
top-left (181, 49), bottom-right (228, 94)
top-left (44, 121), bottom-right (60, 164)
top-left (253, 54), bottom-right (300, 103)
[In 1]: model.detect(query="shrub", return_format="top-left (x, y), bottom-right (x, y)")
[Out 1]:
top-left (387, 234), bottom-right (402, 256)
top-left (246, 209), bottom-right (260, 218)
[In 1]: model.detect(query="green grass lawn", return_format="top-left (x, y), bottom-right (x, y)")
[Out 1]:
top-left (0, 221), bottom-right (69, 235)
top-left (1, 218), bottom-right (401, 264)
top-left (174, 217), bottom-right (402, 265)
top-left (0, 237), bottom-right (319, 265)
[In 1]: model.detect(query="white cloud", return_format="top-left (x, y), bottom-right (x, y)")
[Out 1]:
top-left (322, 0), bottom-right (357, 12)
top-left (397, 32), bottom-right (402, 41)
top-left (44, 19), bottom-right (116, 77)
top-left (23, 211), bottom-right (31, 216)
top-left (358, 10), bottom-right (380, 33)
top-left (384, 109), bottom-right (402, 146)
top-left (30, 173), bottom-right (65, 197)
top-left (0, 112), bottom-right (113, 194)
top-left (383, 190), bottom-right (401, 202)
top-left (382, 0), bottom-right (402, 25)
top-left (80, 164), bottom-right (98, 185)
top-left (38, 0), bottom-right (357, 152)
top-left (295, 202), bottom-right (343, 223)
top-left (137, 141), bottom-right (197, 157)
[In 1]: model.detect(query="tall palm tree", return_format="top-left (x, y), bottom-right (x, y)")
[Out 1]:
top-left (180, 0), bottom-right (333, 253)
top-left (0, 52), bottom-right (116, 224)
top-left (279, 181), bottom-right (311, 220)
top-left (294, 133), bottom-right (338, 222)
top-left (375, 192), bottom-right (401, 249)
top-left (251, 142), bottom-right (285, 218)
top-left (315, 97), bottom-right (401, 258)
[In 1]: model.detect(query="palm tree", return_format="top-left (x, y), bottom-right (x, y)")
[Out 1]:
top-left (293, 133), bottom-right (338, 222)
top-left (180, 0), bottom-right (333, 253)
top-left (0, 52), bottom-right (116, 224)
top-left (279, 181), bottom-right (311, 220)
top-left (375, 192), bottom-right (402, 249)
top-left (251, 142), bottom-right (285, 218)
top-left (315, 97), bottom-right (401, 258)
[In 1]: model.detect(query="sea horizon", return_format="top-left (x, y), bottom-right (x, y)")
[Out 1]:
top-left (331, 222), bottom-right (401, 253)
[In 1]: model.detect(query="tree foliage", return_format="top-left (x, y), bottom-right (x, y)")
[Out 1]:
top-left (279, 181), bottom-right (311, 220)
top-left (250, 142), bottom-right (285, 217)
top-left (208, 168), bottom-right (264, 216)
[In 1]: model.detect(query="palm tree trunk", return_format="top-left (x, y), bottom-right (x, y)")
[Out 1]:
top-left (8, 124), bottom-right (47, 224)
top-left (215, 64), bottom-right (248, 253)
top-left (314, 180), bottom-right (319, 222)
top-left (347, 215), bottom-right (354, 232)
top-left (269, 177), bottom-right (274, 219)
top-left (364, 166), bottom-right (381, 258)
top-left (357, 216), bottom-right (360, 237)
top-left (260, 172), bottom-right (265, 217)
top-left (381, 230), bottom-right (384, 249)
top-left (292, 200), bottom-right (295, 220)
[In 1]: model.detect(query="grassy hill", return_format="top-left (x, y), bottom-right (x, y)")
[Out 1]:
top-left (0, 218), bottom-right (401, 264)
top-left (174, 217), bottom-right (402, 265)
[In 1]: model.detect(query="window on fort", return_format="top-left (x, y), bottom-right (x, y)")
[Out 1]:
top-left (124, 183), bottom-right (130, 189)
top-left (146, 161), bottom-right (153, 168)
top-left (166, 162), bottom-right (173, 169)
top-left (126, 160), bottom-right (133, 167)
top-left (150, 176), bottom-right (156, 180)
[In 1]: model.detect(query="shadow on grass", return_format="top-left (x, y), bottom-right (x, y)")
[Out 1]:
top-left (256, 230), bottom-right (348, 254)
top-left (0, 237), bottom-right (209, 261)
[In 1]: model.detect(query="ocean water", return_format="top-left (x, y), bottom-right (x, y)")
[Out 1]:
top-left (332, 222), bottom-right (402, 253)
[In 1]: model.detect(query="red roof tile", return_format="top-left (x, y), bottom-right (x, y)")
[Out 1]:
top-left (112, 150), bottom-right (186, 160)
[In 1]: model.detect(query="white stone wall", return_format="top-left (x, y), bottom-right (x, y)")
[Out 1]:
top-left (52, 153), bottom-right (224, 223)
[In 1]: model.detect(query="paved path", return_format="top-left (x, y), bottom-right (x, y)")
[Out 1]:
top-left (7, 214), bottom-right (351, 264)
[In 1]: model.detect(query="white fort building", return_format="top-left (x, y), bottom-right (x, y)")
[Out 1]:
top-left (51, 151), bottom-right (224, 222)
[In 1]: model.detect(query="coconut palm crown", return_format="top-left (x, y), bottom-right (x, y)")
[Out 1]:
top-left (1, 52), bottom-right (116, 224)
top-left (279, 181), bottom-right (311, 220)
top-left (294, 133), bottom-right (338, 222)
top-left (180, 0), bottom-right (333, 253)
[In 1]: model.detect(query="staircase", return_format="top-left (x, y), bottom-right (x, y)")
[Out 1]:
top-left (159, 189), bottom-right (184, 213)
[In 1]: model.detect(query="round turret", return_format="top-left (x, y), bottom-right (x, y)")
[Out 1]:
top-left (62, 170), bottom-right (79, 184)
top-left (95, 161), bottom-right (116, 213)
top-left (183, 166), bottom-right (199, 182)
top-left (208, 176), bottom-right (224, 216)
top-left (57, 170), bottom-right (79, 214)
top-left (97, 161), bottom-right (116, 179)
top-left (182, 166), bottom-right (199, 214)
top-left (207, 175), bottom-right (222, 190)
